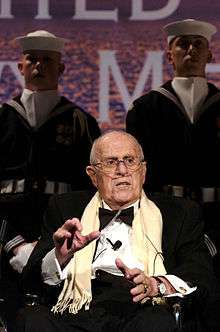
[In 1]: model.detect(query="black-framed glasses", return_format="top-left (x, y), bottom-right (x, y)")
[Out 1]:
top-left (93, 156), bottom-right (144, 173)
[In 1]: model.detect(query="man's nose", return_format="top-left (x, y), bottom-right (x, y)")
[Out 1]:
top-left (35, 60), bottom-right (44, 69)
top-left (187, 43), bottom-right (194, 53)
top-left (115, 161), bottom-right (129, 174)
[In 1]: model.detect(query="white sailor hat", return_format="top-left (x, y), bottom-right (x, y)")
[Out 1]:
top-left (15, 30), bottom-right (67, 53)
top-left (163, 19), bottom-right (217, 44)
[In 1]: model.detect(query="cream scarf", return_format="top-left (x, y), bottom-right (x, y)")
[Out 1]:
top-left (52, 190), bottom-right (166, 314)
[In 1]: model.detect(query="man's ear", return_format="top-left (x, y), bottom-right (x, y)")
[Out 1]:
top-left (86, 166), bottom-right (98, 188)
top-left (17, 62), bottom-right (24, 76)
top-left (166, 50), bottom-right (173, 64)
top-left (142, 161), bottom-right (147, 185)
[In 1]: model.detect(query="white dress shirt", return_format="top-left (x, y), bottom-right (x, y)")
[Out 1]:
top-left (41, 200), bottom-right (196, 297)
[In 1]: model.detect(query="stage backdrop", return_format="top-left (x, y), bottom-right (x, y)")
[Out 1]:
top-left (0, 0), bottom-right (220, 130)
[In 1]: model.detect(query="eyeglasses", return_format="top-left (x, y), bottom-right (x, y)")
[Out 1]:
top-left (93, 156), bottom-right (144, 173)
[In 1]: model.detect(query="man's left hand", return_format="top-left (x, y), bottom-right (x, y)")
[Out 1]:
top-left (115, 258), bottom-right (159, 302)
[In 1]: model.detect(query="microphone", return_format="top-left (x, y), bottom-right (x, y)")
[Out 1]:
top-left (145, 233), bottom-right (163, 259)
top-left (145, 233), bottom-right (164, 275)
top-left (106, 238), bottom-right (122, 251)
top-left (93, 238), bottom-right (122, 263)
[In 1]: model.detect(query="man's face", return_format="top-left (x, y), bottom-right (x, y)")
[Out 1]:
top-left (167, 35), bottom-right (212, 77)
top-left (18, 50), bottom-right (65, 91)
top-left (87, 133), bottom-right (146, 210)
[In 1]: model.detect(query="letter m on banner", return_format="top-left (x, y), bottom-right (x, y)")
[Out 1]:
top-left (0, 62), bottom-right (24, 103)
top-left (98, 50), bottom-right (163, 123)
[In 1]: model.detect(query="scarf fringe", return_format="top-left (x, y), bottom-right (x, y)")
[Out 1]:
top-left (52, 292), bottom-right (92, 315)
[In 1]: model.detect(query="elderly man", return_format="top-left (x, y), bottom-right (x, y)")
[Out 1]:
top-left (18, 131), bottom-right (215, 331)
top-left (126, 19), bottom-right (220, 276)
top-left (0, 30), bottom-right (100, 330)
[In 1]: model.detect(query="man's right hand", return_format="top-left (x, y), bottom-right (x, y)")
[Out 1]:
top-left (53, 218), bottom-right (100, 266)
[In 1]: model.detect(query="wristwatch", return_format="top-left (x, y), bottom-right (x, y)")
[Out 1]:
top-left (154, 277), bottom-right (167, 296)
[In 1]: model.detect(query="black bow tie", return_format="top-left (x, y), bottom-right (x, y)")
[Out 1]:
top-left (99, 206), bottom-right (134, 230)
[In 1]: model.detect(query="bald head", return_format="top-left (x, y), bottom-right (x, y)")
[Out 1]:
top-left (90, 130), bottom-right (144, 165)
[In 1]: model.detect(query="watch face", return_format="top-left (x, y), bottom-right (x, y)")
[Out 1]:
top-left (159, 282), bottom-right (166, 295)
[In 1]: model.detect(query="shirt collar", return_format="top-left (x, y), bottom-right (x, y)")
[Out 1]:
top-left (172, 77), bottom-right (208, 122)
top-left (21, 88), bottom-right (61, 127)
top-left (102, 199), bottom-right (139, 216)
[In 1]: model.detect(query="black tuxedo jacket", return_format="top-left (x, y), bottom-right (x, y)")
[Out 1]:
top-left (22, 190), bottom-right (214, 303)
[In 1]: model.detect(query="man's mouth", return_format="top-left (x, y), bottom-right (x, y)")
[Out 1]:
top-left (184, 54), bottom-right (198, 62)
top-left (115, 181), bottom-right (131, 188)
top-left (32, 69), bottom-right (44, 78)
top-left (33, 73), bottom-right (44, 78)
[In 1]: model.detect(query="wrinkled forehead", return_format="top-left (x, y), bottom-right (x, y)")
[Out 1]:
top-left (96, 134), bottom-right (140, 160)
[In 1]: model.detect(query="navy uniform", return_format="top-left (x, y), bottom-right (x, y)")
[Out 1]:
top-left (0, 30), bottom-right (100, 331)
top-left (126, 80), bottom-right (220, 197)
top-left (126, 20), bottom-right (220, 281)
top-left (0, 95), bottom-right (100, 244)
top-left (0, 95), bottom-right (100, 331)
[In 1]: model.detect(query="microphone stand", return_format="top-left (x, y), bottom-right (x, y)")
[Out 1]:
top-left (0, 220), bottom-right (8, 331)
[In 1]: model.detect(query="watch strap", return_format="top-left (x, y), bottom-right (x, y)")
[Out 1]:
top-left (154, 276), bottom-right (167, 296)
